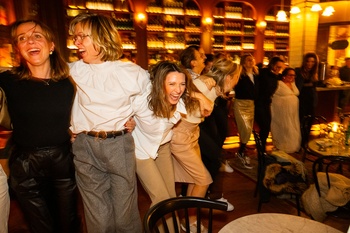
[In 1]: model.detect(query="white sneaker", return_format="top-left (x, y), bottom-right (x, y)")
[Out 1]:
top-left (219, 160), bottom-right (234, 173)
top-left (215, 197), bottom-right (234, 211)
top-left (236, 152), bottom-right (253, 169)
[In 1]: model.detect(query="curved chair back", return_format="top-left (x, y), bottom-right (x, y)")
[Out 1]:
top-left (143, 197), bottom-right (228, 233)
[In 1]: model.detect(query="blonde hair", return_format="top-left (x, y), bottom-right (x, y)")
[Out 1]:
top-left (69, 13), bottom-right (123, 61)
top-left (240, 54), bottom-right (259, 76)
top-left (205, 58), bottom-right (241, 97)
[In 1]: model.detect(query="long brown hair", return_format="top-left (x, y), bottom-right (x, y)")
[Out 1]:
top-left (148, 61), bottom-right (199, 119)
top-left (240, 54), bottom-right (259, 76)
top-left (300, 52), bottom-right (319, 82)
top-left (10, 19), bottom-right (70, 81)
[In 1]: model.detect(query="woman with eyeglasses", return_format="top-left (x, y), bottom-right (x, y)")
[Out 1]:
top-left (271, 67), bottom-right (301, 153)
top-left (0, 20), bottom-right (79, 232)
top-left (68, 13), bottom-right (213, 233)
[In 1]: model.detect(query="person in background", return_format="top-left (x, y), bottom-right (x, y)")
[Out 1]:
top-left (171, 58), bottom-right (241, 230)
top-left (338, 58), bottom-right (350, 112)
top-left (271, 68), bottom-right (301, 153)
top-left (234, 54), bottom-right (259, 169)
top-left (2, 19), bottom-right (78, 233)
top-left (201, 54), bottom-right (214, 75)
top-left (202, 52), bottom-right (233, 173)
top-left (255, 56), bottom-right (284, 152)
top-left (0, 164), bottom-right (9, 233)
top-left (68, 13), bottom-right (147, 232)
top-left (295, 52), bottom-right (319, 148)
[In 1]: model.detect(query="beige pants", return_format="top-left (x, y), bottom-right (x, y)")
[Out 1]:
top-left (136, 142), bottom-right (176, 206)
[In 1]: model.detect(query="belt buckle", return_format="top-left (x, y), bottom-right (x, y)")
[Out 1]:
top-left (98, 131), bottom-right (108, 139)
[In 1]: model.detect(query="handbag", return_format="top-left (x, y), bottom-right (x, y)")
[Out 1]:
top-left (0, 87), bottom-right (12, 130)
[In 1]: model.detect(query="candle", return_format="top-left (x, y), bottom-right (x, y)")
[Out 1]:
top-left (331, 122), bottom-right (338, 132)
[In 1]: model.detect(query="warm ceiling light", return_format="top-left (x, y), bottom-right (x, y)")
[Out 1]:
top-left (277, 0), bottom-right (287, 21)
top-left (277, 10), bottom-right (287, 21)
top-left (311, 4), bottom-right (322, 12)
top-left (322, 6), bottom-right (335, 16)
top-left (290, 6), bottom-right (301, 14)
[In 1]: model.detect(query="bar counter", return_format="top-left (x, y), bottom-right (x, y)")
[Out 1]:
top-left (316, 84), bottom-right (350, 121)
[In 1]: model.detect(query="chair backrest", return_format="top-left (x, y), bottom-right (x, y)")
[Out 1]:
top-left (143, 197), bottom-right (228, 233)
top-left (301, 115), bottom-right (327, 148)
top-left (312, 155), bottom-right (350, 197)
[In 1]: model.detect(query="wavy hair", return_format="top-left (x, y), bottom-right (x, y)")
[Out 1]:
top-left (69, 13), bottom-right (123, 61)
top-left (205, 58), bottom-right (241, 97)
top-left (240, 54), bottom-right (259, 76)
top-left (10, 19), bottom-right (70, 81)
top-left (300, 52), bottom-right (319, 82)
top-left (148, 61), bottom-right (199, 119)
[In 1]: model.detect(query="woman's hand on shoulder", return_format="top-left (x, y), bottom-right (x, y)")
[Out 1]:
top-left (194, 92), bottom-right (214, 117)
top-left (198, 76), bottom-right (216, 90)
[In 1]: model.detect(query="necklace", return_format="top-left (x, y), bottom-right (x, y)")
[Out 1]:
top-left (30, 77), bottom-right (51, 85)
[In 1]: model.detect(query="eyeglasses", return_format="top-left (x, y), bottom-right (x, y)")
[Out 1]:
top-left (72, 34), bottom-right (91, 43)
top-left (16, 32), bottom-right (45, 44)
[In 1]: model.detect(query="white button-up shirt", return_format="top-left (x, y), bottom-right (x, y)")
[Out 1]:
top-left (69, 60), bottom-right (150, 133)
top-left (132, 83), bottom-right (187, 160)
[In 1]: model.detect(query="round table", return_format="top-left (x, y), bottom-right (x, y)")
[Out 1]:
top-left (308, 138), bottom-right (350, 157)
top-left (218, 213), bottom-right (342, 233)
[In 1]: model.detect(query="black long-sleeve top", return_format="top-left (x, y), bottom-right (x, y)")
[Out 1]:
top-left (255, 67), bottom-right (280, 106)
top-left (234, 73), bottom-right (259, 100)
top-left (0, 71), bottom-right (75, 147)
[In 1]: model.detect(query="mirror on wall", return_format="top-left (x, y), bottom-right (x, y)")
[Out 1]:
top-left (327, 25), bottom-right (350, 67)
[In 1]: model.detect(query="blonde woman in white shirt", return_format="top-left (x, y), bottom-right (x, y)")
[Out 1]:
top-left (69, 13), bottom-right (149, 232)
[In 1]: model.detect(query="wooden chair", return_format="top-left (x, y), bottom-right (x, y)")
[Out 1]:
top-left (253, 130), bottom-right (306, 216)
top-left (312, 155), bottom-right (350, 219)
top-left (300, 115), bottom-right (327, 162)
top-left (143, 197), bottom-right (227, 233)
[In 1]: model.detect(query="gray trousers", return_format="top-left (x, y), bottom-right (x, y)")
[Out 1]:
top-left (73, 133), bottom-right (141, 233)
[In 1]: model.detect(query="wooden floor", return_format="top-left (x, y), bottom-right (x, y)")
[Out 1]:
top-left (4, 150), bottom-right (350, 233)
top-left (1, 119), bottom-right (350, 233)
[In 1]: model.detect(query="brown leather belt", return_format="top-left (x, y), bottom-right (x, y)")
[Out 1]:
top-left (83, 129), bottom-right (128, 139)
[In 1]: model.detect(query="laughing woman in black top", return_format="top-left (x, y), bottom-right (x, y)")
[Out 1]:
top-left (0, 20), bottom-right (78, 233)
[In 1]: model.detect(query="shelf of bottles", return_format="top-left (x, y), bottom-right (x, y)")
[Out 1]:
top-left (146, 0), bottom-right (201, 51)
top-left (212, 1), bottom-right (255, 52)
top-left (263, 5), bottom-right (290, 55)
top-left (66, 0), bottom-right (135, 51)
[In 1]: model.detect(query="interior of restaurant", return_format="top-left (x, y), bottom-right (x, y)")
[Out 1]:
top-left (0, 0), bottom-right (350, 232)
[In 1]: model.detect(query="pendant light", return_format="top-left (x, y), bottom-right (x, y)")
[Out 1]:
top-left (276, 0), bottom-right (287, 21)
